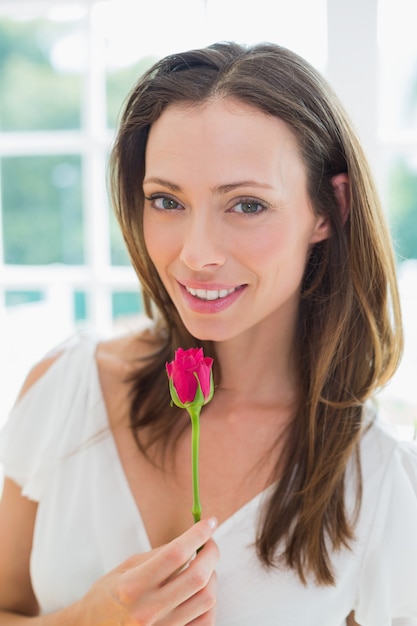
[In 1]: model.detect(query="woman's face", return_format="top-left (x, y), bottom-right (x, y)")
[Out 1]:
top-left (143, 98), bottom-right (329, 343)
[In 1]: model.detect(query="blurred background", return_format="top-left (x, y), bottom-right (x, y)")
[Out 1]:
top-left (0, 0), bottom-right (416, 437)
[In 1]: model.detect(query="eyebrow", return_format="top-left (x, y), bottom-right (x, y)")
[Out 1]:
top-left (142, 177), bottom-right (275, 194)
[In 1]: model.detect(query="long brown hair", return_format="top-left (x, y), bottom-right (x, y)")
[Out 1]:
top-left (109, 42), bottom-right (403, 585)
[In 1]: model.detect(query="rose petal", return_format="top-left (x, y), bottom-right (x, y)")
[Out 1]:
top-left (167, 348), bottom-right (214, 405)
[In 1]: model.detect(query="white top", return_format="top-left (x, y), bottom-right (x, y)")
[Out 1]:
top-left (1, 332), bottom-right (417, 625)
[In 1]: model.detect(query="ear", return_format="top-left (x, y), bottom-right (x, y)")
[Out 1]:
top-left (309, 213), bottom-right (330, 244)
top-left (309, 173), bottom-right (350, 244)
top-left (331, 173), bottom-right (350, 225)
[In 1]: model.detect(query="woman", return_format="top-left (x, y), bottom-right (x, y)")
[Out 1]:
top-left (0, 42), bottom-right (416, 625)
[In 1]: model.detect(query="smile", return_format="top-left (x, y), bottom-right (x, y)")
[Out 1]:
top-left (185, 286), bottom-right (237, 301)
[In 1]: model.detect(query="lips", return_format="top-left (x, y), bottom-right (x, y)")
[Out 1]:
top-left (179, 281), bottom-right (246, 313)
top-left (185, 286), bottom-right (237, 301)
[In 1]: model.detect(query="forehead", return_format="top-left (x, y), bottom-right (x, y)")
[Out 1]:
top-left (147, 97), bottom-right (299, 148)
top-left (145, 98), bottom-right (306, 186)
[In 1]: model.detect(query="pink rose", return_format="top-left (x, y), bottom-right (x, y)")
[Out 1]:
top-left (166, 347), bottom-right (214, 406)
top-left (166, 347), bottom-right (214, 523)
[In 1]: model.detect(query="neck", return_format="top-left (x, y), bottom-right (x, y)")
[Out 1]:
top-left (212, 320), bottom-right (298, 409)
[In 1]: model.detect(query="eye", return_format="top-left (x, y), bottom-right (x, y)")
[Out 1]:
top-left (145, 194), bottom-right (183, 210)
top-left (231, 198), bottom-right (267, 214)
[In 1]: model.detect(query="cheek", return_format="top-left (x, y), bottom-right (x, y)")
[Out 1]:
top-left (245, 224), bottom-right (291, 261)
top-left (143, 216), bottom-right (170, 268)
top-left (249, 223), bottom-right (314, 277)
top-left (142, 221), bottom-right (155, 263)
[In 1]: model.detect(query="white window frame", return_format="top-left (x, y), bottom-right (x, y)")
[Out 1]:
top-left (0, 0), bottom-right (415, 433)
top-left (0, 0), bottom-right (385, 338)
top-left (0, 2), bottom-right (138, 338)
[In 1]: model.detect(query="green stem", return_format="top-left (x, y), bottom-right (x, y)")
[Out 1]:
top-left (188, 407), bottom-right (201, 523)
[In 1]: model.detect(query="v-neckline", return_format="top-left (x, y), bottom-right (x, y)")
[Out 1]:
top-left (91, 345), bottom-right (275, 549)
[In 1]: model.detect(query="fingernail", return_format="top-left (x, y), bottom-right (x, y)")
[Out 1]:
top-left (207, 516), bottom-right (218, 530)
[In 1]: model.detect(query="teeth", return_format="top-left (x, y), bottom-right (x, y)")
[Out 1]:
top-left (186, 286), bottom-right (236, 300)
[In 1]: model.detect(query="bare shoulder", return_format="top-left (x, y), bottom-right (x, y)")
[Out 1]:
top-left (16, 351), bottom-right (64, 402)
top-left (95, 328), bottom-right (164, 427)
top-left (95, 327), bottom-right (163, 377)
top-left (16, 327), bottom-right (158, 403)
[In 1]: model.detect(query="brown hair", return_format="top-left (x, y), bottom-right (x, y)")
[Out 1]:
top-left (109, 42), bottom-right (403, 585)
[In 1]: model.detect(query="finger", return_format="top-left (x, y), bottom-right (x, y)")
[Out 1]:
top-left (159, 538), bottom-right (219, 609)
top-left (159, 571), bottom-right (217, 626)
top-left (134, 518), bottom-right (218, 586)
top-left (112, 519), bottom-right (218, 623)
top-left (113, 549), bottom-right (159, 574)
top-left (141, 538), bottom-right (219, 624)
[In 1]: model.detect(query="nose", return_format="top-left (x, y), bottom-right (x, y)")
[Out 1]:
top-left (179, 210), bottom-right (226, 270)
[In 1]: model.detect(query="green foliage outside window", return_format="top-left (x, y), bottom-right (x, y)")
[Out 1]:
top-left (0, 18), bottom-right (82, 131)
top-left (106, 57), bottom-right (157, 129)
top-left (388, 159), bottom-right (417, 262)
top-left (2, 155), bottom-right (83, 265)
top-left (0, 15), bottom-right (153, 319)
top-left (0, 13), bottom-right (415, 304)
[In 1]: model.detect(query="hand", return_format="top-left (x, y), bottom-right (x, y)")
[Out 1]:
top-left (74, 517), bottom-right (219, 626)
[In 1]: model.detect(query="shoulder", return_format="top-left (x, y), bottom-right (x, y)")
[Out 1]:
top-left (17, 353), bottom-right (62, 402)
top-left (95, 326), bottom-right (164, 379)
top-left (353, 415), bottom-right (417, 624)
top-left (0, 333), bottom-right (99, 499)
top-left (343, 410), bottom-right (417, 525)
top-left (356, 412), bottom-right (417, 523)
top-left (95, 327), bottom-right (165, 428)
top-left (360, 412), bottom-right (417, 469)
top-left (14, 327), bottom-right (163, 419)
top-left (15, 332), bottom-right (99, 404)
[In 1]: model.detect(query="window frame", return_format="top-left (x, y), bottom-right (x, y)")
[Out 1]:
top-left (0, 2), bottom-right (138, 334)
top-left (0, 1), bottom-right (415, 433)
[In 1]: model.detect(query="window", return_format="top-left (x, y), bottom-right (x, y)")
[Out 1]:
top-left (377, 0), bottom-right (417, 437)
top-left (0, 0), bottom-right (415, 437)
top-left (0, 0), bottom-right (327, 414)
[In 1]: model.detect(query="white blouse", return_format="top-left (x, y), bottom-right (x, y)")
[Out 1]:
top-left (1, 332), bottom-right (417, 625)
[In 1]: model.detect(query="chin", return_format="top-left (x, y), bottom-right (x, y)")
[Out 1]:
top-left (181, 322), bottom-right (236, 343)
